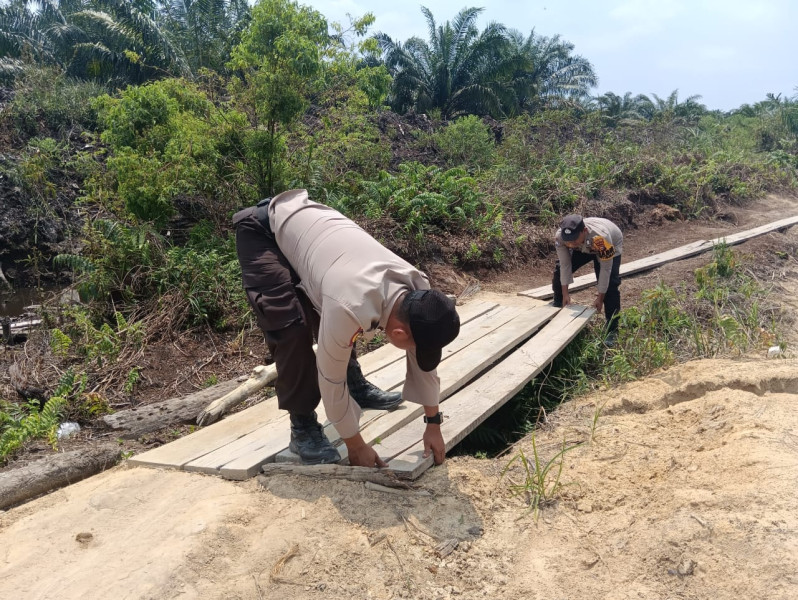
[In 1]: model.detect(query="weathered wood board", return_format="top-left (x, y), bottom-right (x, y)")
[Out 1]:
top-left (384, 304), bottom-right (595, 479)
top-left (128, 299), bottom-right (503, 474)
top-left (218, 303), bottom-right (557, 479)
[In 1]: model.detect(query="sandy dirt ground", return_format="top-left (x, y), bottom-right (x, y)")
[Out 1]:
top-left (2, 196), bottom-right (798, 600)
top-left (1, 347), bottom-right (797, 600)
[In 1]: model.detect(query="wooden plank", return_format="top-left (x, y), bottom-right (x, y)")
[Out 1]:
top-left (130, 300), bottom-right (502, 474)
top-left (271, 303), bottom-right (513, 463)
top-left (318, 304), bottom-right (541, 444)
top-left (384, 305), bottom-right (595, 479)
top-left (518, 240), bottom-right (713, 299)
top-left (710, 214), bottom-right (798, 244)
top-left (216, 305), bottom-right (541, 478)
top-left (216, 305), bottom-right (556, 480)
top-left (518, 215), bottom-right (798, 299)
top-left (127, 394), bottom-right (283, 469)
top-left (331, 304), bottom-right (560, 465)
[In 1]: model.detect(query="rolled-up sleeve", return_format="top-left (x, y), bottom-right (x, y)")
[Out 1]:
top-left (555, 233), bottom-right (574, 286)
top-left (316, 302), bottom-right (362, 439)
top-left (402, 349), bottom-right (441, 407)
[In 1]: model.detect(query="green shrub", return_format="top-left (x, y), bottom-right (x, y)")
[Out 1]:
top-left (55, 219), bottom-right (247, 331)
top-left (433, 115), bottom-right (496, 170)
top-left (93, 79), bottom-right (256, 226)
top-left (4, 68), bottom-right (104, 139)
top-left (348, 162), bottom-right (503, 241)
top-left (0, 369), bottom-right (87, 462)
top-left (53, 309), bottom-right (145, 368)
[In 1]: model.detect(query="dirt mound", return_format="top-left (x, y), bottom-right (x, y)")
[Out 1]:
top-left (1, 356), bottom-right (796, 599)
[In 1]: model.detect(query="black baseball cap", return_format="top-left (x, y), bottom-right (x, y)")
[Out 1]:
top-left (403, 289), bottom-right (460, 372)
top-left (560, 214), bottom-right (585, 241)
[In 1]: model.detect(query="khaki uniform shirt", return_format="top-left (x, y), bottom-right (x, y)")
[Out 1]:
top-left (555, 217), bottom-right (623, 294)
top-left (268, 189), bottom-right (440, 439)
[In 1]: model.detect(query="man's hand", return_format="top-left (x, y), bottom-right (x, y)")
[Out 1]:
top-left (344, 433), bottom-right (388, 468)
top-left (593, 293), bottom-right (604, 312)
top-left (562, 290), bottom-right (572, 306)
top-left (423, 424), bottom-right (445, 465)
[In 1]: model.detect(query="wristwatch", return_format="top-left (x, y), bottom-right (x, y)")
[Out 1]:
top-left (423, 411), bottom-right (444, 425)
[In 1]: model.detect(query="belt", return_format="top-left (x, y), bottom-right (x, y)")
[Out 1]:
top-left (255, 197), bottom-right (272, 236)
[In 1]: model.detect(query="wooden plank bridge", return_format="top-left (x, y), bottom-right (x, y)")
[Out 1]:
top-left (127, 214), bottom-right (798, 482)
top-left (129, 298), bottom-right (595, 481)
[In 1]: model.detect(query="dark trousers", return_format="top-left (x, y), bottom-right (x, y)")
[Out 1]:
top-left (234, 207), bottom-right (357, 417)
top-left (552, 252), bottom-right (622, 333)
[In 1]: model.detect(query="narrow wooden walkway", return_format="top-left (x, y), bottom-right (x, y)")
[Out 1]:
top-left (129, 298), bottom-right (594, 480)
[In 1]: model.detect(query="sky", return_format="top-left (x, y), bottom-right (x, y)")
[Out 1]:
top-left (307, 0), bottom-right (797, 112)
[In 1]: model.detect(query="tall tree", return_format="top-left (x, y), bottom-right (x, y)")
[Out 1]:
top-left (156, 0), bottom-right (250, 74)
top-left (594, 91), bottom-right (651, 126)
top-left (0, 0), bottom-right (190, 84)
top-left (227, 0), bottom-right (328, 196)
top-left (648, 90), bottom-right (706, 123)
top-left (506, 29), bottom-right (597, 114)
top-left (376, 6), bottom-right (520, 119)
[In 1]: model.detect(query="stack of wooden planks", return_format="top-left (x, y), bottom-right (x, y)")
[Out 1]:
top-left (128, 298), bottom-right (594, 480)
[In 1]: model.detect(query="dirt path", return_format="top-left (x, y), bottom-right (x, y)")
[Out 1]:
top-left (2, 195), bottom-right (798, 599)
top-left (1, 354), bottom-right (796, 599)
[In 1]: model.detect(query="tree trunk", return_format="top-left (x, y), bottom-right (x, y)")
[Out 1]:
top-left (0, 444), bottom-right (121, 510)
top-left (196, 364), bottom-right (278, 426)
top-left (100, 377), bottom-right (244, 438)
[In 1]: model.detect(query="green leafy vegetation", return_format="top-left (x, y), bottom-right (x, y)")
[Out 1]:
top-left (501, 435), bottom-right (582, 520)
top-left (456, 244), bottom-right (784, 459)
top-left (0, 2), bottom-right (796, 461)
top-left (0, 369), bottom-right (92, 462)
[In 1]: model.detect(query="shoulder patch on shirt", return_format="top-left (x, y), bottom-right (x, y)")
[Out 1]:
top-left (591, 235), bottom-right (616, 260)
top-left (349, 327), bottom-right (364, 347)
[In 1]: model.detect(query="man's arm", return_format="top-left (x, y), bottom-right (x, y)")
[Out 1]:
top-left (555, 234), bottom-right (573, 304)
top-left (315, 306), bottom-right (375, 462)
top-left (404, 349), bottom-right (446, 465)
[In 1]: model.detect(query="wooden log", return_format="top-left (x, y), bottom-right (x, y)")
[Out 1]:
top-left (197, 363), bottom-right (279, 426)
top-left (259, 463), bottom-right (414, 489)
top-left (0, 443), bottom-right (121, 510)
top-left (100, 377), bottom-right (244, 438)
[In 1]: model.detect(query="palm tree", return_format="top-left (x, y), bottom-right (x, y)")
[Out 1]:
top-left (506, 29), bottom-right (597, 114)
top-left (375, 6), bottom-right (520, 119)
top-left (156, 0), bottom-right (250, 74)
top-left (0, 0), bottom-right (190, 84)
top-left (594, 91), bottom-right (651, 126)
top-left (648, 90), bottom-right (706, 123)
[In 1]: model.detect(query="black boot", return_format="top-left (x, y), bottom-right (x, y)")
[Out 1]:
top-left (289, 412), bottom-right (341, 465)
top-left (347, 363), bottom-right (403, 411)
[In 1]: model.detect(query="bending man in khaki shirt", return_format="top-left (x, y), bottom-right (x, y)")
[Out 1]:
top-left (552, 214), bottom-right (623, 344)
top-left (234, 189), bottom-right (460, 467)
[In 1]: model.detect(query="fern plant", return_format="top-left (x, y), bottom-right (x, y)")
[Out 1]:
top-left (0, 369), bottom-right (85, 462)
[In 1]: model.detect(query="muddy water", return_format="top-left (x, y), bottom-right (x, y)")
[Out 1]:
top-left (0, 287), bottom-right (54, 317)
